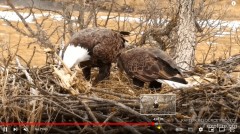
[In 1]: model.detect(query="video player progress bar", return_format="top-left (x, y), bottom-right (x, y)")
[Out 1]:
top-left (0, 122), bottom-right (156, 126)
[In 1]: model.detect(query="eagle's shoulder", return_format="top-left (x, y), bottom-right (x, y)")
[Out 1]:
top-left (146, 48), bottom-right (180, 70)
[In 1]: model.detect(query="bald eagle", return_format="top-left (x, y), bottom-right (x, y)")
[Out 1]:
top-left (117, 47), bottom-right (188, 90)
top-left (62, 27), bottom-right (129, 85)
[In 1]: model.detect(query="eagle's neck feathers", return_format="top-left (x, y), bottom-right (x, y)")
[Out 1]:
top-left (63, 44), bottom-right (90, 69)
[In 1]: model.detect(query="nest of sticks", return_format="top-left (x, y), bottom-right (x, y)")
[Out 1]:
top-left (0, 54), bottom-right (240, 134)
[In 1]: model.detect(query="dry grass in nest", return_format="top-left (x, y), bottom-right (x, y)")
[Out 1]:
top-left (0, 56), bottom-right (240, 133)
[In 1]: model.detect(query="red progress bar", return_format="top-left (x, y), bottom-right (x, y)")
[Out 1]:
top-left (0, 122), bottom-right (155, 126)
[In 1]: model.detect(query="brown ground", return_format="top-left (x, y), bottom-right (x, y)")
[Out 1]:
top-left (0, 0), bottom-right (240, 66)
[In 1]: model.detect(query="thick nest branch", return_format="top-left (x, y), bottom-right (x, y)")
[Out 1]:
top-left (0, 57), bottom-right (239, 133)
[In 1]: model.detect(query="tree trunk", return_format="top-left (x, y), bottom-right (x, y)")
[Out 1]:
top-left (174, 0), bottom-right (196, 71)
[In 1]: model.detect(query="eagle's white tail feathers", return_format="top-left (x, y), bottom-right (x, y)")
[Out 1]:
top-left (156, 79), bottom-right (192, 89)
top-left (63, 44), bottom-right (90, 69)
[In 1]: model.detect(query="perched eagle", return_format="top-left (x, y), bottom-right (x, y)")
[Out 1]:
top-left (117, 47), bottom-right (188, 90)
top-left (62, 27), bottom-right (129, 85)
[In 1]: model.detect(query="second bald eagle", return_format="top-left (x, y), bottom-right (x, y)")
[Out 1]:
top-left (117, 48), bottom-right (188, 90)
top-left (62, 27), bottom-right (129, 85)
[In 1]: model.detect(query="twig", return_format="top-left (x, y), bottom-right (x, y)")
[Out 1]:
top-left (6, 0), bottom-right (35, 35)
top-left (91, 87), bottom-right (138, 99)
top-left (54, 53), bottom-right (72, 75)
top-left (94, 112), bottom-right (142, 134)
top-left (76, 96), bottom-right (150, 122)
top-left (80, 100), bottom-right (104, 134)
top-left (27, 46), bottom-right (36, 67)
top-left (16, 57), bottom-right (33, 84)
top-left (103, 111), bottom-right (117, 130)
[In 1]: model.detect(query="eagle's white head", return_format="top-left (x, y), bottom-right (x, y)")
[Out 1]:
top-left (63, 44), bottom-right (90, 69)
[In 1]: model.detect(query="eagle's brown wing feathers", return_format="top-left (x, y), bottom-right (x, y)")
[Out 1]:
top-left (69, 28), bottom-right (125, 65)
top-left (149, 48), bottom-right (183, 73)
top-left (132, 56), bottom-right (178, 82)
top-left (118, 48), bottom-right (187, 84)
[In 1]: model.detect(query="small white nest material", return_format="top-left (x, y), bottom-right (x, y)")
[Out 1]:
top-left (53, 67), bottom-right (91, 95)
top-left (52, 52), bottom-right (91, 95)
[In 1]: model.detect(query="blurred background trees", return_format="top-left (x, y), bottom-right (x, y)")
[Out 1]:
top-left (0, 0), bottom-right (238, 70)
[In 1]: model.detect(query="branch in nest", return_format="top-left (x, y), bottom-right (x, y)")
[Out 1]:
top-left (80, 100), bottom-right (104, 134)
top-left (76, 96), bottom-right (150, 122)
top-left (91, 88), bottom-right (138, 99)
top-left (54, 53), bottom-right (72, 75)
top-left (16, 57), bottom-right (33, 84)
top-left (53, 67), bottom-right (79, 95)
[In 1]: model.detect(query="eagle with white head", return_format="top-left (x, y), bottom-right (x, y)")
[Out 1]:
top-left (117, 47), bottom-right (188, 90)
top-left (62, 27), bottom-right (129, 85)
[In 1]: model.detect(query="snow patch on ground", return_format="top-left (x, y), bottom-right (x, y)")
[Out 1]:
top-left (0, 11), bottom-right (35, 23)
top-left (0, 4), bottom-right (240, 31)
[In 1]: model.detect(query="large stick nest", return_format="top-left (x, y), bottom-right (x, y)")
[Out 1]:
top-left (0, 55), bottom-right (240, 134)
